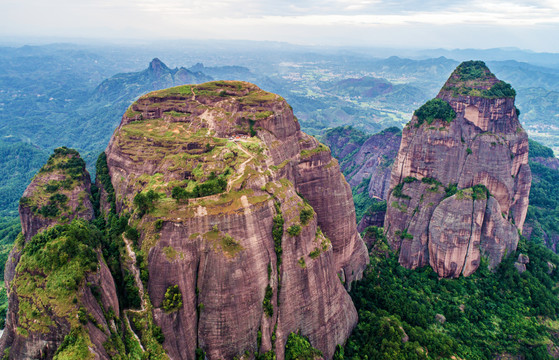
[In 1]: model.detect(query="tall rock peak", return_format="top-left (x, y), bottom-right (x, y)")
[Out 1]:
top-left (384, 61), bottom-right (531, 278)
top-left (1, 148), bottom-right (119, 359)
top-left (106, 81), bottom-right (369, 358)
top-left (18, 147), bottom-right (94, 243)
top-left (149, 57), bottom-right (169, 72)
top-left (439, 60), bottom-right (500, 94)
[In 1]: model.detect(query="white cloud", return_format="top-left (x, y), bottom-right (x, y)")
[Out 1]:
top-left (1, 0), bottom-right (559, 51)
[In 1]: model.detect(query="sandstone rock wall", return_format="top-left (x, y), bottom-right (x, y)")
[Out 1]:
top-left (103, 81), bottom-right (368, 359)
top-left (385, 62), bottom-right (531, 277)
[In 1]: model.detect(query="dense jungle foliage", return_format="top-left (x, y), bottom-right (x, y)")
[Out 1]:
top-left (526, 140), bottom-right (559, 249)
top-left (342, 227), bottom-right (559, 360)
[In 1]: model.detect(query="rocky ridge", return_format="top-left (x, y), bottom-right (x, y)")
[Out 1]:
top-left (323, 126), bottom-right (400, 201)
top-left (93, 58), bottom-right (213, 104)
top-left (322, 126), bottom-right (401, 232)
top-left (384, 61), bottom-right (531, 278)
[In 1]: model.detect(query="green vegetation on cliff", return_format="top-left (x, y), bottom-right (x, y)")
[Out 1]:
top-left (484, 81), bottom-right (516, 98)
top-left (443, 61), bottom-right (516, 98)
top-left (12, 219), bottom-right (114, 355)
top-left (414, 99), bottom-right (456, 126)
top-left (530, 139), bottom-right (555, 158)
top-left (285, 332), bottom-right (323, 360)
top-left (344, 228), bottom-right (559, 360)
top-left (352, 177), bottom-right (374, 222)
top-left (454, 60), bottom-right (493, 81)
top-left (19, 147), bottom-right (89, 222)
top-left (162, 285), bottom-right (182, 313)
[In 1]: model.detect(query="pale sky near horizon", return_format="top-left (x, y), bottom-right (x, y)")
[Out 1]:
top-left (2, 0), bottom-right (559, 52)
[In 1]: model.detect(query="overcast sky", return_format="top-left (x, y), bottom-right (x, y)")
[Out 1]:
top-left (2, 0), bottom-right (559, 52)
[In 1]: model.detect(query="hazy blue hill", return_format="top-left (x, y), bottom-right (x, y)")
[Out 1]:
top-left (322, 76), bottom-right (394, 98)
top-left (0, 140), bottom-right (49, 217)
top-left (367, 56), bottom-right (458, 86)
top-left (518, 87), bottom-right (559, 124)
top-left (490, 60), bottom-right (559, 91)
top-left (189, 63), bottom-right (256, 81)
top-left (415, 47), bottom-right (559, 68)
top-left (0, 44), bottom-right (140, 150)
top-left (92, 58), bottom-right (213, 103)
top-left (319, 76), bottom-right (428, 113)
top-left (373, 84), bottom-right (429, 112)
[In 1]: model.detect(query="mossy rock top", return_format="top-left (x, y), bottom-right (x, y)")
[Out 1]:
top-left (138, 80), bottom-right (280, 105)
top-left (19, 147), bottom-right (90, 220)
top-left (110, 81), bottom-right (300, 235)
top-left (440, 61), bottom-right (516, 99)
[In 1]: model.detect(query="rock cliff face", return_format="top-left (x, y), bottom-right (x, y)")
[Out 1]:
top-left (323, 126), bottom-right (400, 201)
top-left (384, 61), bottom-right (531, 277)
top-left (322, 126), bottom-right (401, 233)
top-left (2, 82), bottom-right (367, 359)
top-left (1, 148), bottom-right (119, 359)
top-left (100, 81), bottom-right (368, 359)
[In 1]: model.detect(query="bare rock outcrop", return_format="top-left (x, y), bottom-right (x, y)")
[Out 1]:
top-left (102, 81), bottom-right (368, 359)
top-left (384, 61), bottom-right (531, 277)
top-left (323, 126), bottom-right (401, 201)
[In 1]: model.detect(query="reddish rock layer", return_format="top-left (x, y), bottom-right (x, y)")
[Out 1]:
top-left (385, 62), bottom-right (531, 277)
top-left (103, 81), bottom-right (368, 359)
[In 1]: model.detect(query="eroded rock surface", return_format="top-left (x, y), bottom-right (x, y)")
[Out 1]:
top-left (384, 61), bottom-right (531, 277)
top-left (102, 81), bottom-right (368, 359)
top-left (323, 126), bottom-right (401, 201)
top-left (322, 126), bottom-right (401, 232)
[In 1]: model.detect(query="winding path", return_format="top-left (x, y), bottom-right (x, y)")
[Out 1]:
top-left (227, 140), bottom-right (255, 192)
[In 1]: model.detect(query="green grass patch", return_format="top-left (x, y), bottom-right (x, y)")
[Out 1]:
top-left (300, 144), bottom-right (329, 159)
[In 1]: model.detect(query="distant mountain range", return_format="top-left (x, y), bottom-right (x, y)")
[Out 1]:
top-left (1, 43), bottom-right (559, 221)
top-left (0, 58), bottom-right (257, 218)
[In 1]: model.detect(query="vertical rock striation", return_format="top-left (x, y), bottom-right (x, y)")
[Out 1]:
top-left (101, 81), bottom-right (368, 359)
top-left (384, 61), bottom-right (531, 278)
top-left (322, 126), bottom-right (401, 232)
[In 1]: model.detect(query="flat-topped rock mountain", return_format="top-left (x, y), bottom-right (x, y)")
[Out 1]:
top-left (1, 81), bottom-right (368, 359)
top-left (104, 80), bottom-right (368, 359)
top-left (384, 61), bottom-right (531, 278)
